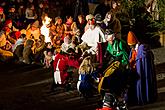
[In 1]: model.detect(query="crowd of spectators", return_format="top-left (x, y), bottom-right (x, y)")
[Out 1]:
top-left (0, 0), bottom-right (114, 66)
top-left (0, 0), bottom-right (89, 65)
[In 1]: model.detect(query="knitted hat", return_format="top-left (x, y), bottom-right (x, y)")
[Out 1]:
top-left (127, 31), bottom-right (138, 46)
top-left (86, 14), bottom-right (94, 21)
top-left (32, 20), bottom-right (39, 28)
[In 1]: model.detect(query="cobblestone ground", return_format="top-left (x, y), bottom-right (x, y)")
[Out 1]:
top-left (0, 47), bottom-right (164, 110)
top-left (152, 47), bottom-right (165, 65)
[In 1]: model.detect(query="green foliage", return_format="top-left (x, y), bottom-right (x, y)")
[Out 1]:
top-left (157, 0), bottom-right (165, 32)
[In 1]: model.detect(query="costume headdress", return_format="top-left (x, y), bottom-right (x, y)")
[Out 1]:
top-left (127, 31), bottom-right (138, 46)
top-left (86, 14), bottom-right (94, 21)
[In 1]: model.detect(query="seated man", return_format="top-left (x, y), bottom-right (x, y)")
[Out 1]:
top-left (104, 29), bottom-right (129, 67)
top-left (0, 31), bottom-right (13, 62)
top-left (81, 14), bottom-right (106, 55)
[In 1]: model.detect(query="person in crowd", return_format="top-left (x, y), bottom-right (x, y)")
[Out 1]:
top-left (135, 43), bottom-right (157, 105)
top-left (43, 42), bottom-right (54, 68)
top-left (94, 0), bottom-right (111, 18)
top-left (110, 0), bottom-right (121, 15)
top-left (81, 14), bottom-right (106, 60)
top-left (6, 5), bottom-right (19, 28)
top-left (127, 31), bottom-right (139, 70)
top-left (77, 56), bottom-right (95, 98)
top-left (33, 34), bottom-right (46, 64)
top-left (26, 0), bottom-right (38, 9)
top-left (96, 92), bottom-right (116, 110)
top-left (76, 14), bottom-right (86, 42)
top-left (37, 2), bottom-right (45, 22)
top-left (67, 47), bottom-right (80, 69)
top-left (38, 0), bottom-right (49, 23)
top-left (64, 15), bottom-right (78, 38)
top-left (94, 13), bottom-right (106, 31)
top-left (84, 14), bottom-right (94, 32)
top-left (126, 31), bottom-right (139, 105)
top-left (61, 36), bottom-right (71, 53)
top-left (22, 39), bottom-right (34, 64)
top-left (66, 48), bottom-right (80, 91)
top-left (0, 7), bottom-right (5, 27)
top-left (52, 52), bottom-right (69, 89)
top-left (24, 20), bottom-right (41, 61)
top-left (104, 29), bottom-right (128, 66)
top-left (0, 1), bottom-right (8, 14)
top-left (97, 29), bottom-right (129, 110)
top-left (25, 4), bottom-right (38, 27)
top-left (0, 30), bottom-right (13, 61)
top-left (51, 16), bottom-right (66, 54)
top-left (68, 36), bottom-right (79, 50)
top-left (50, 16), bottom-right (65, 44)
top-left (26, 20), bottom-right (40, 40)
top-left (13, 34), bottom-right (26, 62)
top-left (3, 19), bottom-right (19, 45)
top-left (16, 2), bottom-right (26, 29)
top-left (103, 11), bottom-right (121, 39)
top-left (111, 0), bottom-right (130, 41)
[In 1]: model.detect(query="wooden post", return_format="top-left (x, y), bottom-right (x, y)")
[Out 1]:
top-left (159, 31), bottom-right (165, 47)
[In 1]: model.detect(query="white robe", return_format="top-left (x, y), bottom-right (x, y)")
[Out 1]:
top-left (81, 26), bottom-right (106, 54)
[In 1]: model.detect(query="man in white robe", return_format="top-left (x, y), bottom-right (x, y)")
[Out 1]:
top-left (81, 14), bottom-right (106, 55)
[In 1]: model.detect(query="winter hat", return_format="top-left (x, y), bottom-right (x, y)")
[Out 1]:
top-left (32, 20), bottom-right (39, 28)
top-left (95, 14), bottom-right (102, 23)
top-left (86, 14), bottom-right (94, 21)
top-left (127, 31), bottom-right (138, 46)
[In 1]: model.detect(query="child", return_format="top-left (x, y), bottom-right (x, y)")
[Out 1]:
top-left (43, 42), bottom-right (54, 68)
top-left (23, 39), bottom-right (34, 64)
top-left (13, 34), bottom-right (26, 62)
top-left (77, 56), bottom-right (95, 98)
top-left (61, 36), bottom-right (71, 53)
